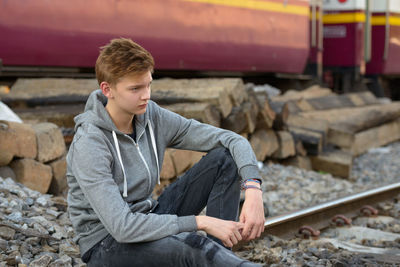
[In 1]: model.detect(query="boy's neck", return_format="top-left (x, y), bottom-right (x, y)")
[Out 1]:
top-left (105, 104), bottom-right (134, 134)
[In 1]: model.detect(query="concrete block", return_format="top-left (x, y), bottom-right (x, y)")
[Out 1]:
top-left (0, 122), bottom-right (17, 166)
top-left (33, 123), bottom-right (66, 163)
top-left (0, 121), bottom-right (37, 165)
top-left (47, 156), bottom-right (67, 196)
top-left (272, 131), bottom-right (296, 159)
top-left (310, 150), bottom-right (353, 179)
top-left (169, 149), bottom-right (205, 175)
top-left (169, 149), bottom-right (192, 175)
top-left (188, 150), bottom-right (205, 167)
top-left (10, 158), bottom-right (52, 194)
top-left (160, 150), bottom-right (176, 180)
top-left (12, 122), bottom-right (37, 159)
top-left (250, 129), bottom-right (279, 161)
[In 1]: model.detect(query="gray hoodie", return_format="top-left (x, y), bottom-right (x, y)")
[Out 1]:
top-left (67, 89), bottom-right (261, 256)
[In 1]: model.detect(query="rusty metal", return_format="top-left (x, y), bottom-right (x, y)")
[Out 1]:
top-left (298, 225), bottom-right (320, 239)
top-left (331, 214), bottom-right (352, 226)
top-left (360, 205), bottom-right (379, 216)
top-left (261, 182), bottom-right (400, 240)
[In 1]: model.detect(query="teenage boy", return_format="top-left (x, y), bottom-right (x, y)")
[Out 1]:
top-left (67, 38), bottom-right (265, 266)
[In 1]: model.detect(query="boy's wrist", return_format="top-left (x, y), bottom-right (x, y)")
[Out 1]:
top-left (241, 179), bottom-right (262, 191)
top-left (195, 215), bottom-right (206, 231)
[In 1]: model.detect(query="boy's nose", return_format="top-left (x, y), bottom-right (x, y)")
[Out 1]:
top-left (142, 87), bottom-right (151, 100)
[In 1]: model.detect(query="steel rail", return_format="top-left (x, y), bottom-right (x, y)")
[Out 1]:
top-left (261, 182), bottom-right (400, 239)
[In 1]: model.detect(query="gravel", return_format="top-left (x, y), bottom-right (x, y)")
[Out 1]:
top-left (237, 140), bottom-right (400, 266)
top-left (1, 139), bottom-right (400, 266)
top-left (260, 141), bottom-right (400, 217)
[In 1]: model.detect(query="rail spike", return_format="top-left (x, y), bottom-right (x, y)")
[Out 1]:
top-left (298, 225), bottom-right (320, 239)
top-left (331, 214), bottom-right (352, 226)
top-left (360, 205), bottom-right (379, 217)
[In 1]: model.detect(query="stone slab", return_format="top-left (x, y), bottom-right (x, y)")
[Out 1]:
top-left (10, 158), bottom-right (52, 194)
top-left (47, 156), bottom-right (67, 196)
top-left (33, 123), bottom-right (66, 163)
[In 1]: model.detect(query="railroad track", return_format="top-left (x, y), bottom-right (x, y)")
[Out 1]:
top-left (236, 182), bottom-right (400, 265)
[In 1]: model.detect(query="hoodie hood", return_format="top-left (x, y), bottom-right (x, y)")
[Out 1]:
top-left (74, 89), bottom-right (148, 134)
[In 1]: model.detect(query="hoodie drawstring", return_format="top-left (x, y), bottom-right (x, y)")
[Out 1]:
top-left (112, 131), bottom-right (128, 197)
top-left (148, 123), bottom-right (160, 185)
top-left (112, 123), bottom-right (160, 198)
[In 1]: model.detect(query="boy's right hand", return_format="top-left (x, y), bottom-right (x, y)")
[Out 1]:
top-left (195, 215), bottom-right (244, 247)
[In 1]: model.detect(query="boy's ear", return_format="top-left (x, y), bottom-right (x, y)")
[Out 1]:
top-left (100, 82), bottom-right (113, 99)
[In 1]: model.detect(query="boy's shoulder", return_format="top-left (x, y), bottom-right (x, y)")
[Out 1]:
top-left (72, 122), bottom-right (108, 146)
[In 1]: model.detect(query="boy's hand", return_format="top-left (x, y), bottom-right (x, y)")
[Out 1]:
top-left (239, 184), bottom-right (265, 241)
top-left (195, 216), bottom-right (244, 247)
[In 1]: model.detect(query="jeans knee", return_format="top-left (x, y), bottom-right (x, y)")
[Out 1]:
top-left (208, 148), bottom-right (235, 166)
top-left (183, 233), bottom-right (220, 262)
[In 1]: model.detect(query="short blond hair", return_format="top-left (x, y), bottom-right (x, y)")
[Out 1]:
top-left (95, 38), bottom-right (154, 86)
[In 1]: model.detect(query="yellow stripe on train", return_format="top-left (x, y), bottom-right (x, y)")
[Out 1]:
top-left (183, 0), bottom-right (309, 16)
top-left (323, 12), bottom-right (365, 24)
top-left (371, 15), bottom-right (400, 26)
top-left (322, 12), bottom-right (400, 26)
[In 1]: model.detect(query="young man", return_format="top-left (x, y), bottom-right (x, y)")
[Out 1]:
top-left (67, 38), bottom-right (265, 266)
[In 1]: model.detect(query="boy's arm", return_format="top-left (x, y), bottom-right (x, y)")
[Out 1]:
top-left (152, 102), bottom-right (260, 181)
top-left (153, 102), bottom-right (265, 241)
top-left (240, 184), bottom-right (265, 241)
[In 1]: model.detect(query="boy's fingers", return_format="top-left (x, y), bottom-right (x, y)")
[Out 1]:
top-left (257, 225), bottom-right (263, 238)
top-left (241, 224), bottom-right (251, 239)
top-left (234, 229), bottom-right (242, 242)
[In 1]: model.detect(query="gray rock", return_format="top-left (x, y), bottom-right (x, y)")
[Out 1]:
top-left (0, 197), bottom-right (8, 208)
top-left (0, 238), bottom-right (8, 251)
top-left (31, 216), bottom-right (54, 230)
top-left (6, 211), bottom-right (23, 223)
top-left (26, 197), bottom-right (35, 206)
top-left (48, 255), bottom-right (72, 267)
top-left (29, 254), bottom-right (53, 267)
top-left (46, 209), bottom-right (62, 218)
top-left (72, 257), bottom-right (86, 267)
top-left (59, 240), bottom-right (80, 258)
top-left (33, 222), bottom-right (49, 235)
top-left (5, 250), bottom-right (21, 265)
top-left (36, 195), bottom-right (50, 207)
top-left (0, 226), bottom-right (15, 240)
top-left (25, 237), bottom-right (41, 245)
top-left (23, 186), bottom-right (41, 199)
top-left (52, 225), bottom-right (68, 240)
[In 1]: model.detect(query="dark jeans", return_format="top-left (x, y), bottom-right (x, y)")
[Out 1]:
top-left (84, 148), bottom-right (261, 267)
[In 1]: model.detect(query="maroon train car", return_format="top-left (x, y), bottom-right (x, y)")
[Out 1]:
top-left (0, 0), bottom-right (310, 76)
top-left (322, 0), bottom-right (400, 97)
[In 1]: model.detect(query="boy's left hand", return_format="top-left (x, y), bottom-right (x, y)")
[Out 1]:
top-left (239, 185), bottom-right (265, 241)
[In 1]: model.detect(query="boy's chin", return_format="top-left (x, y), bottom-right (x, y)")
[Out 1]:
top-left (133, 109), bottom-right (147, 115)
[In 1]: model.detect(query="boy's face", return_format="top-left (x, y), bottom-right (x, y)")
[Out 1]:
top-left (106, 70), bottom-right (152, 116)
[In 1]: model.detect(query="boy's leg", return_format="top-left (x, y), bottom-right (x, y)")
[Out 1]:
top-left (86, 232), bottom-right (261, 267)
top-left (154, 147), bottom-right (241, 222)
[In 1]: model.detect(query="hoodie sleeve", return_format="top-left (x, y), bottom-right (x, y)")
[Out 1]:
top-left (70, 132), bottom-right (197, 243)
top-left (151, 102), bottom-right (261, 180)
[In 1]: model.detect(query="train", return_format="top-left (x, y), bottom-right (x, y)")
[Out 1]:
top-left (323, 0), bottom-right (400, 98)
top-left (0, 0), bottom-right (399, 98)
